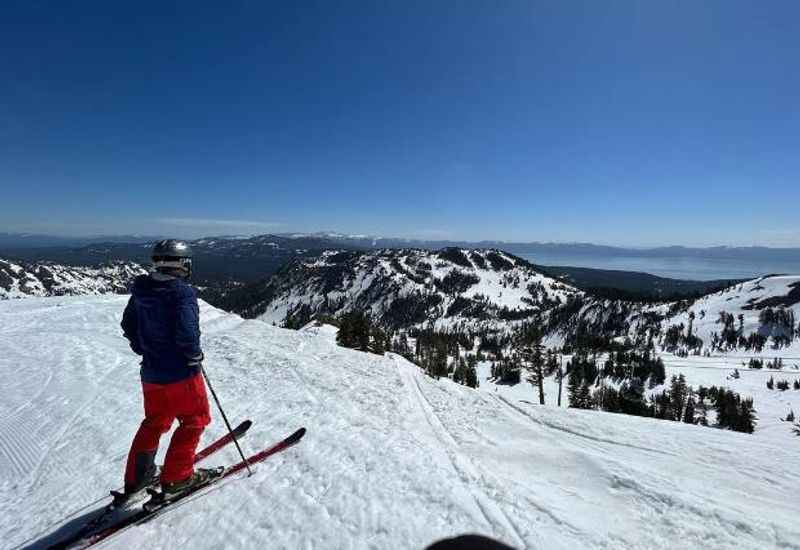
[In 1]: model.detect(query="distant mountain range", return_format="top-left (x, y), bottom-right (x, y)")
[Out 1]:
top-left (0, 232), bottom-right (785, 300)
top-left (277, 233), bottom-right (800, 261)
top-left (4, 231), bottom-right (800, 260)
top-left (0, 233), bottom-right (159, 248)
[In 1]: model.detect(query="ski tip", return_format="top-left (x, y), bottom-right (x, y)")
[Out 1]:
top-left (286, 427), bottom-right (306, 445)
top-left (236, 419), bottom-right (253, 434)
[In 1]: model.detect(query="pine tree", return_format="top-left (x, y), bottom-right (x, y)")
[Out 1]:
top-left (453, 358), bottom-right (465, 384)
top-left (668, 374), bottom-right (688, 421)
top-left (599, 386), bottom-right (621, 412)
top-left (336, 313), bottom-right (356, 349)
top-left (525, 343), bottom-right (546, 405)
top-left (427, 341), bottom-right (449, 379)
top-left (465, 362), bottom-right (478, 388)
top-left (713, 389), bottom-right (733, 429)
top-left (567, 368), bottom-right (582, 408)
top-left (736, 397), bottom-right (757, 433)
top-left (545, 351), bottom-right (559, 376)
top-left (394, 331), bottom-right (411, 358)
top-left (683, 393), bottom-right (696, 424)
top-left (356, 314), bottom-right (371, 352)
top-left (619, 379), bottom-right (648, 417)
top-left (698, 400), bottom-right (709, 426)
top-left (670, 374), bottom-right (689, 422)
top-left (577, 381), bottom-right (594, 409)
top-left (696, 387), bottom-right (709, 426)
top-left (650, 390), bottom-right (671, 419)
top-left (650, 358), bottom-right (667, 387)
top-left (371, 325), bottom-right (386, 355)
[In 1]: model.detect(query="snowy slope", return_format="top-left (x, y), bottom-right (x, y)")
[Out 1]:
top-left (658, 275), bottom-right (800, 355)
top-left (0, 258), bottom-right (144, 300)
top-left (255, 248), bottom-right (580, 330)
top-left (1, 297), bottom-right (798, 550)
top-left (478, 354), bottom-right (800, 442)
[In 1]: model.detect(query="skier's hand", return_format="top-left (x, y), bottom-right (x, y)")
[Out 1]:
top-left (187, 352), bottom-right (204, 368)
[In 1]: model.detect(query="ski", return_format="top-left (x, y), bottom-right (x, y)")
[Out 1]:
top-left (139, 427), bottom-right (306, 515)
top-left (65, 427), bottom-right (306, 550)
top-left (193, 419), bottom-right (253, 463)
top-left (45, 420), bottom-right (253, 550)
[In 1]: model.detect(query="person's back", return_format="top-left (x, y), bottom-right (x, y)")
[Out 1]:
top-left (119, 239), bottom-right (217, 501)
top-left (124, 273), bottom-right (202, 385)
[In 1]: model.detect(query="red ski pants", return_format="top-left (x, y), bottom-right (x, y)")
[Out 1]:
top-left (125, 373), bottom-right (211, 489)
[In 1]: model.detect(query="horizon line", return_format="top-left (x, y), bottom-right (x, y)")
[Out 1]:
top-left (3, 230), bottom-right (800, 251)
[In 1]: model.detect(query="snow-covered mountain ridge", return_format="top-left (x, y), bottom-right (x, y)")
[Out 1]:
top-left (253, 248), bottom-right (581, 330)
top-left (4, 245), bottom-right (800, 361)
top-left (235, 247), bottom-right (800, 359)
top-left (1, 296), bottom-right (797, 549)
top-left (0, 258), bottom-right (145, 300)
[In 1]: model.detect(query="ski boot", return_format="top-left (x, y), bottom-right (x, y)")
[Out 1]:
top-left (144, 467), bottom-right (224, 511)
top-left (109, 465), bottom-right (161, 510)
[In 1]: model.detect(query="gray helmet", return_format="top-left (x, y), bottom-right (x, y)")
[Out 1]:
top-left (151, 239), bottom-right (193, 277)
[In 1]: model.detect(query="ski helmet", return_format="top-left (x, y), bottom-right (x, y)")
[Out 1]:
top-left (151, 239), bottom-right (193, 277)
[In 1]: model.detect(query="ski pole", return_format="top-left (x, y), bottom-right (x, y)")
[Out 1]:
top-left (201, 366), bottom-right (253, 476)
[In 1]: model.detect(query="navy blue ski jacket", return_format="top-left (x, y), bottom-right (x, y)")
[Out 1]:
top-left (121, 274), bottom-right (203, 384)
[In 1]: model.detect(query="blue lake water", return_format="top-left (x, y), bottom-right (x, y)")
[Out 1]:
top-left (518, 253), bottom-right (800, 281)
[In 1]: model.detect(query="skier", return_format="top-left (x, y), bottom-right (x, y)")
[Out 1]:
top-left (120, 239), bottom-right (219, 501)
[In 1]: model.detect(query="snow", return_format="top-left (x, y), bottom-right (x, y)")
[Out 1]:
top-left (477, 354), bottom-right (800, 442)
top-left (1, 296), bottom-right (798, 549)
top-left (299, 321), bottom-right (339, 343)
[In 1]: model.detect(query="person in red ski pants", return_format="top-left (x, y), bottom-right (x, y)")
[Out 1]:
top-left (120, 240), bottom-right (217, 498)
top-left (124, 375), bottom-right (211, 490)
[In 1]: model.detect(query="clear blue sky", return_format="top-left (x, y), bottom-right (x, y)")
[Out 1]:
top-left (1, 1), bottom-right (798, 246)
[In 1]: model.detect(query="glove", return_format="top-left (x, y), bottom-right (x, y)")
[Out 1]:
top-left (187, 352), bottom-right (204, 368)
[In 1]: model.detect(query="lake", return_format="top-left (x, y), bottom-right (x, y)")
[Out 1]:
top-left (518, 253), bottom-right (800, 281)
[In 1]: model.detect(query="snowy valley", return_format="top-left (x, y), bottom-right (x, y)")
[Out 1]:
top-left (2, 247), bottom-right (800, 549)
top-left (1, 296), bottom-right (798, 550)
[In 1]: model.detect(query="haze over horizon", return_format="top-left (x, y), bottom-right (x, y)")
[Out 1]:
top-left (6, 227), bottom-right (800, 252)
top-left (2, 2), bottom-right (798, 247)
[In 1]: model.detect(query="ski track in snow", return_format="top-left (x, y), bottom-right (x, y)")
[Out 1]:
top-left (488, 393), bottom-right (800, 549)
top-left (494, 394), bottom-right (674, 458)
top-left (1, 296), bottom-right (799, 550)
top-left (397, 360), bottom-right (526, 548)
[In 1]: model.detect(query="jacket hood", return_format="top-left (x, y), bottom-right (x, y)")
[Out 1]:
top-left (131, 273), bottom-right (190, 296)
